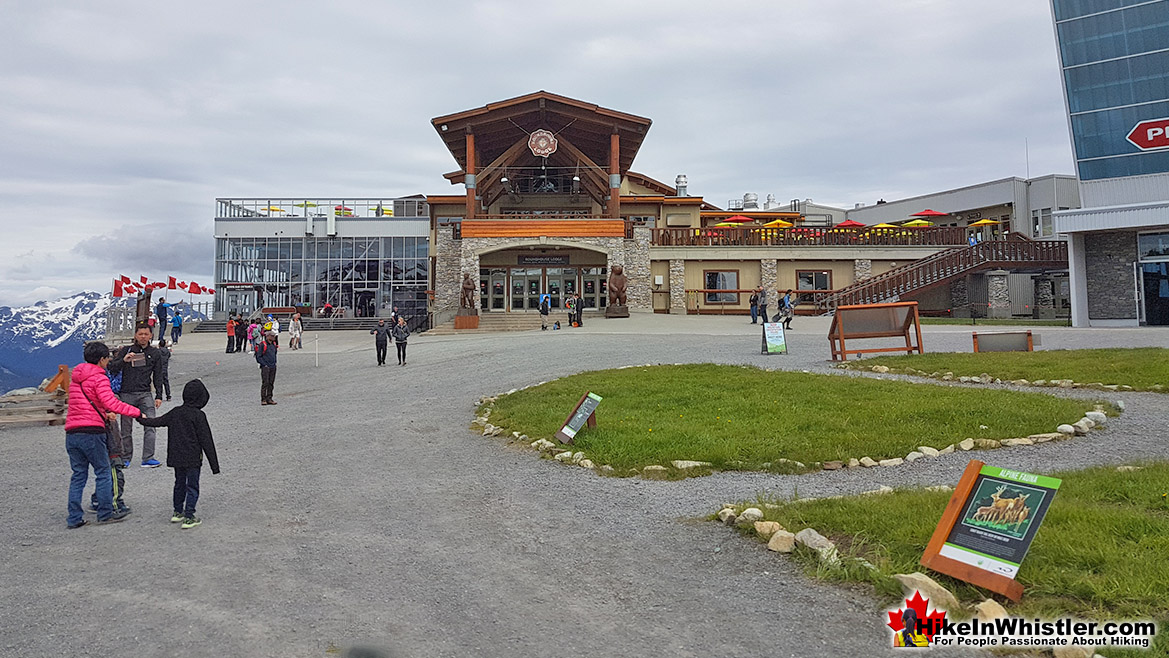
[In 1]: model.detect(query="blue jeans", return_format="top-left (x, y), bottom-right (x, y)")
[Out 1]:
top-left (67, 431), bottom-right (113, 525)
top-left (750, 306), bottom-right (758, 323)
top-left (173, 466), bottom-right (201, 517)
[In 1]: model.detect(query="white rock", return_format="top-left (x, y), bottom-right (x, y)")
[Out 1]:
top-left (518, 434), bottom-right (528, 441)
top-left (794, 528), bottom-right (839, 565)
top-left (974, 598), bottom-right (1008, 620)
top-left (482, 426), bottom-right (495, 436)
top-left (1001, 438), bottom-right (1034, 447)
top-left (847, 458), bottom-right (860, 468)
top-left (958, 438), bottom-right (975, 451)
top-left (918, 446), bottom-right (939, 458)
top-left (924, 485), bottom-right (953, 492)
top-left (879, 458), bottom-right (904, 467)
top-left (938, 444), bottom-right (955, 455)
top-left (512, 431), bottom-right (521, 438)
top-left (490, 427), bottom-right (504, 436)
top-left (1058, 379), bottom-right (1075, 388)
top-left (1032, 379), bottom-right (1047, 386)
top-left (859, 457), bottom-right (878, 467)
top-left (1119, 385), bottom-right (1133, 391)
top-left (1072, 420), bottom-right (1091, 435)
top-left (1079, 417), bottom-right (1097, 429)
top-left (599, 465), bottom-right (614, 473)
top-left (717, 509), bottom-right (737, 525)
top-left (905, 451), bottom-right (924, 462)
top-left (892, 572), bottom-right (960, 613)
top-left (571, 452), bottom-right (585, 464)
top-left (861, 486), bottom-right (895, 496)
top-left (766, 530), bottom-right (797, 553)
top-left (1085, 411), bottom-right (1107, 425)
top-left (871, 365), bottom-right (890, 373)
top-left (1027, 433), bottom-right (1063, 443)
top-left (1057, 424), bottom-right (1076, 436)
top-left (578, 459), bottom-right (594, 469)
top-left (979, 424), bottom-right (989, 430)
top-left (721, 503), bottom-right (736, 510)
top-left (754, 521), bottom-right (783, 540)
top-left (1116, 465), bottom-right (1144, 472)
top-left (642, 465), bottom-right (668, 476)
top-left (1116, 400), bottom-right (1126, 411)
top-left (554, 451), bottom-right (574, 463)
top-left (737, 508), bottom-right (764, 524)
top-left (671, 460), bottom-right (712, 470)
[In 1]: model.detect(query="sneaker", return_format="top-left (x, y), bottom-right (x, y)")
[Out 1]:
top-left (180, 516), bottom-right (202, 529)
top-left (67, 519), bottom-right (87, 529)
top-left (171, 512), bottom-right (185, 523)
top-left (141, 459), bottom-right (161, 468)
top-left (267, 400), bottom-right (277, 405)
top-left (117, 505), bottom-right (132, 515)
top-left (95, 509), bottom-right (129, 525)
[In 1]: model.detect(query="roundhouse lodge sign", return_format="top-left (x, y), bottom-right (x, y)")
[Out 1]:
top-left (528, 129), bottom-right (558, 157)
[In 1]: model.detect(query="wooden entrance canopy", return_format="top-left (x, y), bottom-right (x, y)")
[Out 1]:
top-left (431, 91), bottom-right (652, 218)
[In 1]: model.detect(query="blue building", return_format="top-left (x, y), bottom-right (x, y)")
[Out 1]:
top-left (1050, 0), bottom-right (1169, 326)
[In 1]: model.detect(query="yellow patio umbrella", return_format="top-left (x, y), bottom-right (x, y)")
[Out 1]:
top-left (872, 223), bottom-right (898, 229)
top-left (713, 222), bottom-right (737, 227)
top-left (902, 219), bottom-right (934, 227)
top-left (262, 206), bottom-right (286, 213)
top-left (968, 219), bottom-right (1000, 227)
top-left (762, 218), bottom-right (794, 228)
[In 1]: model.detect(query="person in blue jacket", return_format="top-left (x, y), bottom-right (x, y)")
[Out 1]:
top-left (255, 330), bottom-right (278, 405)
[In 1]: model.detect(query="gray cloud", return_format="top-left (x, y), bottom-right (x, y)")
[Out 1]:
top-left (0, 0), bottom-right (1075, 305)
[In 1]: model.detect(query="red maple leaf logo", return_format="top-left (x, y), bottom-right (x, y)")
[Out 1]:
top-left (887, 590), bottom-right (948, 643)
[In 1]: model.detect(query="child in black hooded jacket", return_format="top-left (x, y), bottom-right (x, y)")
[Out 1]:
top-left (137, 378), bottom-right (220, 528)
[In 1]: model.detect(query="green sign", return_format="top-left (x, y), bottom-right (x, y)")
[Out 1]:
top-left (762, 322), bottom-right (787, 354)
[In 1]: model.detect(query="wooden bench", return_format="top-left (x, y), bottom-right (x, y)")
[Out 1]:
top-left (828, 301), bottom-right (924, 361)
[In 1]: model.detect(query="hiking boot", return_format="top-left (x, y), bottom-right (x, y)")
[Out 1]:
top-left (180, 516), bottom-right (202, 529)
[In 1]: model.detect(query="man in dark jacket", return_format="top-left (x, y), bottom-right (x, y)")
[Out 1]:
top-left (234, 314), bottom-right (248, 354)
top-left (107, 322), bottom-right (165, 467)
top-left (370, 319), bottom-right (391, 366)
top-left (255, 330), bottom-right (278, 405)
top-left (137, 379), bottom-right (220, 529)
top-left (539, 295), bottom-right (550, 330)
top-left (392, 317), bottom-right (410, 366)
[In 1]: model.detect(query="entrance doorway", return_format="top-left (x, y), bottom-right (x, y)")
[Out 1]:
top-left (479, 266), bottom-right (606, 312)
top-left (1140, 262), bottom-right (1169, 325)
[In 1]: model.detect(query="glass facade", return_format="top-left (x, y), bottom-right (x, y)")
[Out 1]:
top-left (215, 236), bottom-right (429, 320)
top-left (1054, 0), bottom-right (1169, 180)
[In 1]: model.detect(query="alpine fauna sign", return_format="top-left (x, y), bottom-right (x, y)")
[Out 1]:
top-left (1126, 117), bottom-right (1169, 151)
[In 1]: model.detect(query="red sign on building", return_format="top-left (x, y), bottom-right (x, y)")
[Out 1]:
top-left (1126, 117), bottom-right (1169, 151)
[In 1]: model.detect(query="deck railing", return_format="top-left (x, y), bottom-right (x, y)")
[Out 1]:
top-left (651, 226), bottom-right (974, 247)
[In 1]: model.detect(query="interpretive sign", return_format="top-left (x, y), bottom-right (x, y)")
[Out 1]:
top-left (921, 460), bottom-right (1060, 601)
top-left (556, 392), bottom-right (602, 444)
top-left (761, 322), bottom-right (787, 354)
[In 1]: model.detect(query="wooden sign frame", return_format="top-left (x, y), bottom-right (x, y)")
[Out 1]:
top-left (827, 301), bottom-right (923, 361)
top-left (555, 391), bottom-right (601, 444)
top-left (921, 459), bottom-right (1050, 601)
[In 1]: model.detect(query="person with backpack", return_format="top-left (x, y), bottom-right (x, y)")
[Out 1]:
top-left (775, 289), bottom-right (795, 330)
top-left (107, 322), bottom-right (165, 468)
top-left (170, 310), bottom-right (183, 345)
top-left (392, 316), bottom-right (410, 366)
top-left (255, 331), bottom-right (279, 405)
top-left (234, 315), bottom-right (249, 354)
top-left (539, 295), bottom-right (550, 330)
top-left (136, 379), bottom-right (220, 529)
top-left (66, 341), bottom-right (142, 528)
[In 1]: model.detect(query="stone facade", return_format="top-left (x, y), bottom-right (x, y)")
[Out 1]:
top-left (623, 227), bottom-right (652, 310)
top-left (950, 276), bottom-right (969, 316)
top-left (433, 227), bottom-right (463, 315)
top-left (1033, 275), bottom-right (1056, 318)
top-left (853, 259), bottom-right (873, 282)
top-left (760, 259), bottom-right (778, 294)
top-left (986, 269), bottom-right (1011, 319)
top-left (668, 259), bottom-right (687, 314)
top-left (1085, 230), bottom-right (1137, 320)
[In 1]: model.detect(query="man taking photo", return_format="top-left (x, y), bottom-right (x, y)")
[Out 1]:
top-left (107, 322), bottom-right (165, 467)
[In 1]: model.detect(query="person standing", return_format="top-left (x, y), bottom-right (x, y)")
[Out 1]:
top-left (155, 297), bottom-right (172, 343)
top-left (288, 313), bottom-right (303, 350)
top-left (777, 289), bottom-right (795, 330)
top-left (757, 287), bottom-right (769, 325)
top-left (107, 322), bottom-right (164, 468)
top-left (370, 319), bottom-right (391, 366)
top-left (255, 330), bottom-right (278, 405)
top-left (170, 311), bottom-right (183, 345)
top-left (749, 289), bottom-right (760, 324)
top-left (66, 341), bottom-right (142, 528)
top-left (269, 315), bottom-right (281, 347)
top-left (574, 293), bottom-right (585, 327)
top-left (158, 339), bottom-right (173, 401)
top-left (565, 295), bottom-right (576, 327)
top-left (539, 295), bottom-right (550, 330)
top-left (136, 379), bottom-right (220, 529)
top-left (235, 315), bottom-right (249, 354)
top-left (392, 316), bottom-right (410, 366)
top-left (225, 316), bottom-right (237, 353)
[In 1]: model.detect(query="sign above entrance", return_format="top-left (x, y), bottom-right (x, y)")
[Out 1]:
top-left (1126, 117), bottom-right (1169, 151)
top-left (518, 255), bottom-right (569, 266)
top-left (528, 129), bottom-right (559, 157)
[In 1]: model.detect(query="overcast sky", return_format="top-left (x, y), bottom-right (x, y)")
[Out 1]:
top-left (0, 0), bottom-right (1074, 306)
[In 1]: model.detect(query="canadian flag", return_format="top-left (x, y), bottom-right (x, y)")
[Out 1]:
top-left (168, 276), bottom-right (177, 290)
top-left (207, 288), bottom-right (215, 294)
top-left (113, 280), bottom-right (124, 297)
top-left (189, 282), bottom-right (204, 295)
top-left (124, 284), bottom-right (138, 295)
top-left (120, 275), bottom-right (132, 285)
top-left (178, 281), bottom-right (188, 290)
top-left (139, 275), bottom-right (148, 285)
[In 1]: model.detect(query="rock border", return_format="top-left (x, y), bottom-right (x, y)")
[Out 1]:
top-left (843, 362), bottom-right (1158, 395)
top-left (470, 366), bottom-right (1116, 479)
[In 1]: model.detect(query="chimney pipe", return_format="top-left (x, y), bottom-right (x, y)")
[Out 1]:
top-left (675, 174), bottom-right (688, 196)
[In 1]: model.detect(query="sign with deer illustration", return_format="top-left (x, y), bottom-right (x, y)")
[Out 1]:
top-left (921, 461), bottom-right (1061, 601)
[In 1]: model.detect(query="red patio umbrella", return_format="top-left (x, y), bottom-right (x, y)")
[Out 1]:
top-left (911, 209), bottom-right (949, 217)
top-left (835, 219), bottom-right (866, 228)
top-left (721, 215), bottom-right (753, 223)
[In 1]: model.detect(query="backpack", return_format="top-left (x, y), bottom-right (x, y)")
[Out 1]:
top-left (108, 369), bottom-right (122, 394)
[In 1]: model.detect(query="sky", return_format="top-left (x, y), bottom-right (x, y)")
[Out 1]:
top-left (0, 0), bottom-right (1075, 306)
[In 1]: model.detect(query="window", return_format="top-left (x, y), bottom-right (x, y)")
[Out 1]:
top-left (797, 270), bottom-right (832, 291)
top-left (1138, 231), bottom-right (1169, 261)
top-left (704, 270), bottom-right (739, 303)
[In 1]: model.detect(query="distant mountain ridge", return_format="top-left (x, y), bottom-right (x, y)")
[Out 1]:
top-left (0, 291), bottom-right (207, 393)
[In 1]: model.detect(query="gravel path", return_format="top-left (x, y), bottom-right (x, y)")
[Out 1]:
top-left (3, 316), bottom-right (1166, 658)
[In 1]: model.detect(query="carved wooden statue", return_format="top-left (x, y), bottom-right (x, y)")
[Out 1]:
top-left (460, 273), bottom-right (477, 309)
top-left (608, 265), bottom-right (628, 307)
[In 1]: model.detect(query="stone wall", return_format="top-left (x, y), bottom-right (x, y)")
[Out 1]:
top-left (986, 270), bottom-right (1010, 319)
top-left (1033, 275), bottom-right (1056, 318)
top-left (624, 227), bottom-right (652, 310)
top-left (760, 259), bottom-right (778, 295)
top-left (950, 276), bottom-right (969, 316)
top-left (1084, 231), bottom-right (1137, 320)
top-left (434, 227), bottom-right (463, 315)
top-left (853, 259), bottom-right (872, 282)
top-left (669, 259), bottom-right (687, 314)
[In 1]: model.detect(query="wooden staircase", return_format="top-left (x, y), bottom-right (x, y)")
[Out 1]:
top-left (817, 234), bottom-right (1068, 312)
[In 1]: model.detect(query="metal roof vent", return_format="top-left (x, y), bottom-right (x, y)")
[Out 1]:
top-left (675, 174), bottom-right (688, 196)
top-left (743, 193), bottom-right (759, 210)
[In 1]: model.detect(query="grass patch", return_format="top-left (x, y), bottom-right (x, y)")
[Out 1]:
top-left (735, 463), bottom-right (1169, 656)
top-left (851, 347), bottom-right (1169, 392)
top-left (483, 364), bottom-right (1099, 471)
top-left (919, 317), bottom-right (1071, 327)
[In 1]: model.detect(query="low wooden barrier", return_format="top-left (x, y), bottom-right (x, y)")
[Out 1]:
top-left (828, 301), bottom-right (923, 361)
top-left (972, 330), bottom-right (1034, 352)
